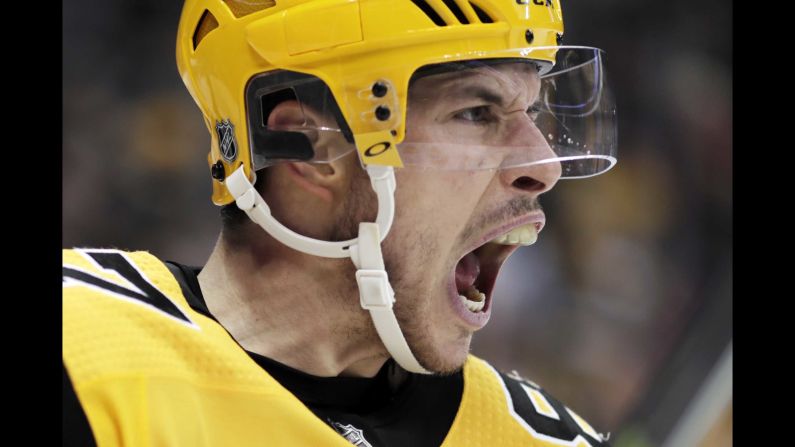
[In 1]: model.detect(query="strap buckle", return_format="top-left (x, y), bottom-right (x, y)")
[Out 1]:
top-left (355, 269), bottom-right (394, 310)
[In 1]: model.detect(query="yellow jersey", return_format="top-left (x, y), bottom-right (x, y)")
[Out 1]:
top-left (63, 248), bottom-right (610, 447)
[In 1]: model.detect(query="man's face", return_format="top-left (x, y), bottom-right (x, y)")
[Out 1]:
top-left (375, 62), bottom-right (563, 373)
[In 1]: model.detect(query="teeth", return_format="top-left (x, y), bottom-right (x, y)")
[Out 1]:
top-left (459, 285), bottom-right (486, 313)
top-left (459, 294), bottom-right (486, 312)
top-left (491, 223), bottom-right (538, 246)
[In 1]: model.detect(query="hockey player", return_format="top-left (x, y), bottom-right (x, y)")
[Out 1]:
top-left (63, 0), bottom-right (617, 445)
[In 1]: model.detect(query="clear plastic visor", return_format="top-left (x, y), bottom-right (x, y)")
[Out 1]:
top-left (401, 47), bottom-right (616, 177)
top-left (247, 46), bottom-right (616, 178)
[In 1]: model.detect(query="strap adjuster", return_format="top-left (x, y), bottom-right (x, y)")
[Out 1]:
top-left (356, 269), bottom-right (394, 310)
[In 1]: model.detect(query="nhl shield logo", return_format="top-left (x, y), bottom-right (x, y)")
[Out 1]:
top-left (215, 119), bottom-right (238, 162)
top-left (330, 421), bottom-right (373, 447)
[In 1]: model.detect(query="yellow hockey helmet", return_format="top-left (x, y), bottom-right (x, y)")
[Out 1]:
top-left (177, 0), bottom-right (615, 205)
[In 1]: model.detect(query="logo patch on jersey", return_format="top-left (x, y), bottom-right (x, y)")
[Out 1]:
top-left (216, 119), bottom-right (238, 162)
top-left (330, 421), bottom-right (373, 447)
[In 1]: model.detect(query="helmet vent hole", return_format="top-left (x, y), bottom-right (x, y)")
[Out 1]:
top-left (469, 2), bottom-right (494, 23)
top-left (192, 10), bottom-right (219, 51)
top-left (409, 0), bottom-right (447, 26)
top-left (223, 0), bottom-right (276, 18)
top-left (442, 0), bottom-right (470, 24)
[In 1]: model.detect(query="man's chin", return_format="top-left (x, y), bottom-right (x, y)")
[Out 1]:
top-left (410, 333), bottom-right (472, 376)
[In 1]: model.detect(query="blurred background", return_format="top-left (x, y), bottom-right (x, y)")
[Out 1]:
top-left (63, 1), bottom-right (732, 445)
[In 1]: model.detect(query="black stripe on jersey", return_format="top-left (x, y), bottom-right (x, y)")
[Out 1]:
top-left (63, 362), bottom-right (97, 447)
top-left (63, 251), bottom-right (192, 324)
top-left (498, 371), bottom-right (609, 446)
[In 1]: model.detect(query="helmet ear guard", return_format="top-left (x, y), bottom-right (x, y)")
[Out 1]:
top-left (253, 87), bottom-right (316, 163)
top-left (245, 70), bottom-right (357, 170)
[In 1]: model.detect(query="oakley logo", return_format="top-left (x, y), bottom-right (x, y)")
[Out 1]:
top-left (364, 142), bottom-right (391, 157)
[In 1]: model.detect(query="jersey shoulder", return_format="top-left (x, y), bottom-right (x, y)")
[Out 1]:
top-left (63, 247), bottom-right (196, 326)
top-left (442, 355), bottom-right (611, 447)
top-left (63, 248), bottom-right (353, 446)
top-left (62, 247), bottom-right (266, 388)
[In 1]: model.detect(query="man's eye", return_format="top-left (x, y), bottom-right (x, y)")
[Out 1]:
top-left (527, 104), bottom-right (543, 120)
top-left (456, 106), bottom-right (492, 123)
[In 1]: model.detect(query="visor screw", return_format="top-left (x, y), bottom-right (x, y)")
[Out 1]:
top-left (556, 33), bottom-right (563, 45)
top-left (211, 161), bottom-right (226, 181)
top-left (372, 82), bottom-right (388, 98)
top-left (375, 106), bottom-right (391, 121)
top-left (525, 29), bottom-right (534, 44)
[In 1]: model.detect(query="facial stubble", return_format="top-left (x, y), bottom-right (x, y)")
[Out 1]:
top-left (329, 168), bottom-right (544, 375)
top-left (329, 169), bottom-right (467, 374)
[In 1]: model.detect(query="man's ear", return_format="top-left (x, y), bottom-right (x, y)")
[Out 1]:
top-left (267, 100), bottom-right (351, 204)
top-left (267, 99), bottom-right (310, 129)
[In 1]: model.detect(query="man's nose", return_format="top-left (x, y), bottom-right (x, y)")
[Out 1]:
top-left (498, 114), bottom-right (563, 195)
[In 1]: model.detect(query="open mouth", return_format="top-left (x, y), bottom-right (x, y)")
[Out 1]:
top-left (453, 222), bottom-right (541, 318)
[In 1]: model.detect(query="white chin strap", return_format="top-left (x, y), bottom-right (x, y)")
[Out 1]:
top-left (225, 165), bottom-right (431, 374)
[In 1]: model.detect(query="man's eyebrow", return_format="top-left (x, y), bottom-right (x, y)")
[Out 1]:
top-left (468, 87), bottom-right (506, 107)
top-left (446, 85), bottom-right (507, 107)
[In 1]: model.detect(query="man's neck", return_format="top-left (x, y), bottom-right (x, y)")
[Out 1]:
top-left (197, 237), bottom-right (390, 378)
